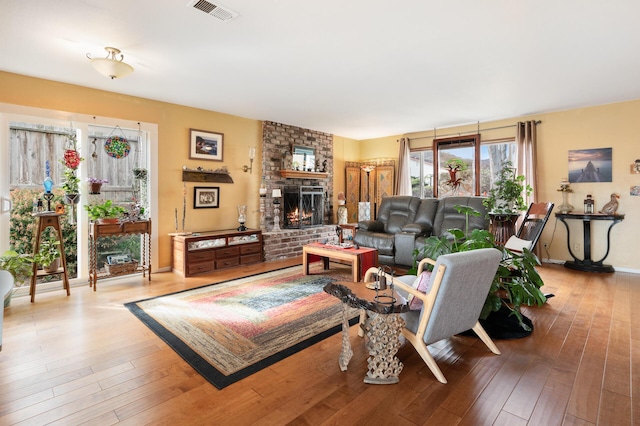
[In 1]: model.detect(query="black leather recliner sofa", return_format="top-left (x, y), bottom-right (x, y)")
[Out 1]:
top-left (353, 195), bottom-right (489, 266)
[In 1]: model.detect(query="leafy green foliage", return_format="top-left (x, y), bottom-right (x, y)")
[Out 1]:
top-left (84, 199), bottom-right (126, 221)
top-left (34, 234), bottom-right (61, 268)
top-left (482, 160), bottom-right (533, 214)
top-left (0, 250), bottom-right (34, 284)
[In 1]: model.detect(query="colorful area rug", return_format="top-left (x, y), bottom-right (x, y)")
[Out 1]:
top-left (125, 265), bottom-right (359, 389)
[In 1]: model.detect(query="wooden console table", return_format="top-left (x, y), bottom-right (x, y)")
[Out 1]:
top-left (171, 229), bottom-right (263, 277)
top-left (555, 212), bottom-right (624, 273)
top-left (89, 220), bottom-right (151, 289)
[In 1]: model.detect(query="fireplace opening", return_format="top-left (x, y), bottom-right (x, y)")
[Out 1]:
top-left (283, 186), bottom-right (324, 228)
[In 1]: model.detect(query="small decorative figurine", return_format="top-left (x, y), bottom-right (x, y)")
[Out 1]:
top-left (599, 193), bottom-right (619, 215)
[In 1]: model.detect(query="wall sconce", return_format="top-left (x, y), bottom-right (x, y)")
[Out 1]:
top-left (243, 147), bottom-right (256, 173)
top-left (87, 47), bottom-right (134, 79)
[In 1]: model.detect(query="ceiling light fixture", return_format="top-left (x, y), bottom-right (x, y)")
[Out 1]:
top-left (86, 47), bottom-right (134, 79)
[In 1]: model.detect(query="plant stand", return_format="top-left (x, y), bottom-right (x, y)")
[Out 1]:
top-left (30, 213), bottom-right (70, 303)
top-left (489, 213), bottom-right (520, 246)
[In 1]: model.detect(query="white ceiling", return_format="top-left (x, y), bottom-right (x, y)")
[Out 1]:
top-left (2, 0), bottom-right (640, 140)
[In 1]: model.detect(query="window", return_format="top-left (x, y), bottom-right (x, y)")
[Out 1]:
top-left (409, 136), bottom-right (517, 198)
top-left (7, 121), bottom-right (151, 283)
top-left (434, 135), bottom-right (480, 197)
top-left (480, 139), bottom-right (517, 195)
top-left (409, 150), bottom-right (434, 198)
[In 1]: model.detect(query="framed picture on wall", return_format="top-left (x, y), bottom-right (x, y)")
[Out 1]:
top-left (194, 186), bottom-right (220, 209)
top-left (189, 129), bottom-right (224, 161)
top-left (568, 147), bottom-right (612, 183)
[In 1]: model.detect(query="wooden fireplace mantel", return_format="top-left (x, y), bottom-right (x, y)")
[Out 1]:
top-left (279, 170), bottom-right (328, 179)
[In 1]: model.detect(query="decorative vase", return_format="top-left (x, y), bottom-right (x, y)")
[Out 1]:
top-left (558, 191), bottom-right (574, 214)
top-left (337, 205), bottom-right (348, 224)
top-left (237, 205), bottom-right (247, 231)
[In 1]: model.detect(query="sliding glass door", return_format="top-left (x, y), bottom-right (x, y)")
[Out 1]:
top-left (1, 107), bottom-right (157, 295)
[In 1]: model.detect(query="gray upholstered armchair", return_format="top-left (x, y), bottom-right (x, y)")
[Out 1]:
top-left (364, 248), bottom-right (502, 383)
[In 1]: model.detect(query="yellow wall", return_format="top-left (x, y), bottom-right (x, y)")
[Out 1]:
top-left (359, 102), bottom-right (640, 271)
top-left (331, 135), bottom-right (358, 221)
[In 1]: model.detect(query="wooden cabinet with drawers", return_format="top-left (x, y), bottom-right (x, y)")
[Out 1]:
top-left (171, 229), bottom-right (263, 277)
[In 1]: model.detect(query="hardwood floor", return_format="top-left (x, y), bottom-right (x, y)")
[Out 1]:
top-left (1, 259), bottom-right (638, 425)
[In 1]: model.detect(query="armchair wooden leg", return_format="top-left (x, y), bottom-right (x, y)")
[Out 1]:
top-left (402, 330), bottom-right (447, 384)
top-left (472, 321), bottom-right (501, 355)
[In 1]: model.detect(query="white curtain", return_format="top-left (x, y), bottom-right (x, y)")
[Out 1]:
top-left (395, 137), bottom-right (412, 195)
top-left (516, 121), bottom-right (538, 204)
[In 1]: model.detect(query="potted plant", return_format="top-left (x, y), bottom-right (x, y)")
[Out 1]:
top-left (412, 205), bottom-right (546, 332)
top-left (0, 250), bottom-right (35, 307)
top-left (133, 168), bottom-right (147, 180)
top-left (34, 235), bottom-right (61, 273)
top-left (482, 160), bottom-right (532, 215)
top-left (61, 132), bottom-right (83, 204)
top-left (87, 177), bottom-right (108, 194)
top-left (61, 168), bottom-right (81, 204)
top-left (85, 200), bottom-right (126, 223)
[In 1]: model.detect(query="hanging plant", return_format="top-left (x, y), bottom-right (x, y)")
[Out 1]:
top-left (133, 168), bottom-right (147, 179)
top-left (60, 129), bottom-right (83, 196)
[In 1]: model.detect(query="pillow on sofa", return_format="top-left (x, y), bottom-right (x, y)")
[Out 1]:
top-left (407, 270), bottom-right (432, 310)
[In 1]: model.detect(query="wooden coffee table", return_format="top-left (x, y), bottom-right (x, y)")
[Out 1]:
top-left (302, 242), bottom-right (378, 282)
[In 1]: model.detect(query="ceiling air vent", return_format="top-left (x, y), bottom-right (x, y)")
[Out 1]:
top-left (187, 0), bottom-right (239, 22)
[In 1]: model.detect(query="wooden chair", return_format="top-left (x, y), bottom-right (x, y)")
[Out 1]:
top-left (504, 202), bottom-right (554, 253)
top-left (364, 248), bottom-right (502, 384)
top-left (0, 270), bottom-right (14, 351)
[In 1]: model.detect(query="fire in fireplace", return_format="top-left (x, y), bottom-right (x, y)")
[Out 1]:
top-left (283, 186), bottom-right (325, 228)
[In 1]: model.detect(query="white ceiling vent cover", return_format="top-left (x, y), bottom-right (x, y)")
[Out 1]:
top-left (187, 0), bottom-right (239, 22)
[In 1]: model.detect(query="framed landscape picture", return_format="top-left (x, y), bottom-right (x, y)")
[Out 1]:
top-left (190, 129), bottom-right (224, 161)
top-left (568, 147), bottom-right (612, 183)
top-left (194, 186), bottom-right (220, 209)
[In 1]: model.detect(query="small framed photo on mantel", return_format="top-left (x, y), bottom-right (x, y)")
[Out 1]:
top-left (190, 129), bottom-right (224, 161)
top-left (194, 186), bottom-right (220, 209)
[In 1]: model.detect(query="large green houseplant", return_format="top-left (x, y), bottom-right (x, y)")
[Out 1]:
top-left (482, 160), bottom-right (532, 215)
top-left (412, 205), bottom-right (546, 331)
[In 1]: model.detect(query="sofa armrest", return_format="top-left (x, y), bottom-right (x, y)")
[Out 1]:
top-left (401, 223), bottom-right (431, 235)
top-left (395, 232), bottom-right (420, 267)
top-left (358, 220), bottom-right (384, 232)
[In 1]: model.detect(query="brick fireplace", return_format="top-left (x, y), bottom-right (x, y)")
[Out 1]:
top-left (261, 121), bottom-right (336, 261)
